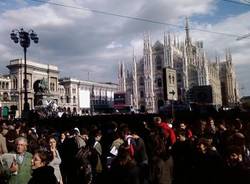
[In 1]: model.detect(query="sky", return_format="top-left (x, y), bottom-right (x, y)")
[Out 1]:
top-left (0, 0), bottom-right (250, 96)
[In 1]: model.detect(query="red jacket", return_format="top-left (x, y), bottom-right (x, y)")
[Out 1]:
top-left (159, 122), bottom-right (176, 145)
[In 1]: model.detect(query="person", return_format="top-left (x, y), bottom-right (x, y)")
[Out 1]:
top-left (178, 122), bottom-right (193, 139)
top-left (7, 136), bottom-right (33, 184)
top-left (48, 136), bottom-right (63, 184)
top-left (131, 129), bottom-right (149, 184)
top-left (149, 134), bottom-right (174, 184)
top-left (28, 149), bottom-right (58, 184)
top-left (192, 138), bottom-right (223, 184)
top-left (74, 127), bottom-right (87, 149)
top-left (153, 117), bottom-right (176, 146)
top-left (0, 125), bottom-right (8, 184)
top-left (0, 125), bottom-right (8, 154)
top-left (222, 145), bottom-right (250, 184)
top-left (171, 130), bottom-right (194, 184)
top-left (109, 144), bottom-right (140, 184)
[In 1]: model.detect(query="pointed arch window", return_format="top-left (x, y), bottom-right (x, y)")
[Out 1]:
top-left (177, 73), bottom-right (182, 83)
top-left (140, 91), bottom-right (144, 98)
top-left (156, 55), bottom-right (162, 70)
top-left (157, 78), bottom-right (162, 87)
top-left (139, 77), bottom-right (144, 86)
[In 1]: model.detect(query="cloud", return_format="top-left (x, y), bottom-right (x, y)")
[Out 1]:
top-left (189, 11), bottom-right (250, 64)
top-left (106, 41), bottom-right (123, 49)
top-left (0, 0), bottom-right (250, 95)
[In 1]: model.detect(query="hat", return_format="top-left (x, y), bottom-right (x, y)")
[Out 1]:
top-left (73, 127), bottom-right (80, 134)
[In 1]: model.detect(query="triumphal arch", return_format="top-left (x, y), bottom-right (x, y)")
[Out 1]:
top-left (7, 59), bottom-right (59, 114)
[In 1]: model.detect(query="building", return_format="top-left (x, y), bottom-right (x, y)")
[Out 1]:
top-left (0, 59), bottom-right (117, 118)
top-left (6, 59), bottom-right (59, 117)
top-left (220, 50), bottom-right (240, 107)
top-left (119, 18), bottom-right (238, 113)
top-left (59, 78), bottom-right (117, 115)
top-left (0, 75), bottom-right (15, 118)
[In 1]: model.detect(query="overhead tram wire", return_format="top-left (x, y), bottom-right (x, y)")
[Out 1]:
top-left (236, 33), bottom-right (250, 40)
top-left (28, 0), bottom-right (240, 38)
top-left (221, 0), bottom-right (250, 40)
top-left (221, 0), bottom-right (250, 7)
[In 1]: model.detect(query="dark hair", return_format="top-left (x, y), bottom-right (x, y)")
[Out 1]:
top-left (151, 134), bottom-right (170, 160)
top-left (227, 145), bottom-right (243, 156)
top-left (115, 144), bottom-right (136, 168)
top-left (48, 135), bottom-right (58, 143)
top-left (34, 149), bottom-right (53, 165)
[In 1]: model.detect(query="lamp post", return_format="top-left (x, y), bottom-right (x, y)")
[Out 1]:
top-left (169, 90), bottom-right (175, 119)
top-left (10, 28), bottom-right (39, 118)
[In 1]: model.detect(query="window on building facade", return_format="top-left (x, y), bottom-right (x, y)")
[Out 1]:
top-left (177, 73), bottom-right (182, 83)
top-left (6, 82), bottom-right (9, 89)
top-left (156, 55), bottom-right (162, 70)
top-left (66, 96), bottom-right (70, 103)
top-left (157, 78), bottom-right (162, 87)
top-left (72, 88), bottom-right (76, 94)
top-left (26, 80), bottom-right (30, 89)
top-left (50, 83), bottom-right (55, 91)
top-left (61, 96), bottom-right (63, 103)
top-left (65, 88), bottom-right (69, 95)
top-left (2, 82), bottom-right (5, 89)
top-left (140, 91), bottom-right (144, 98)
top-left (73, 96), bottom-right (76, 103)
top-left (12, 78), bottom-right (17, 89)
top-left (139, 77), bottom-right (144, 86)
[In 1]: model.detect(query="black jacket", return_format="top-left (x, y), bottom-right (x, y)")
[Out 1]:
top-left (28, 166), bottom-right (58, 184)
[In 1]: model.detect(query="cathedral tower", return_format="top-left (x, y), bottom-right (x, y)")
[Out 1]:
top-left (118, 62), bottom-right (126, 92)
top-left (132, 51), bottom-right (139, 110)
top-left (143, 33), bottom-right (155, 112)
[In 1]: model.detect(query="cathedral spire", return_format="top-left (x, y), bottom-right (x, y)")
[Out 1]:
top-left (215, 55), bottom-right (220, 64)
top-left (228, 48), bottom-right (232, 64)
top-left (185, 17), bottom-right (191, 45)
top-left (118, 61), bottom-right (126, 92)
top-left (132, 51), bottom-right (138, 109)
top-left (174, 34), bottom-right (177, 46)
top-left (225, 48), bottom-right (232, 65)
top-left (143, 32), bottom-right (151, 52)
top-left (177, 36), bottom-right (180, 49)
top-left (164, 32), bottom-right (167, 46)
top-left (168, 32), bottom-right (171, 46)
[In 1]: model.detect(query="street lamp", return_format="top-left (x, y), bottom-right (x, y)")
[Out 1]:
top-left (10, 28), bottom-right (39, 118)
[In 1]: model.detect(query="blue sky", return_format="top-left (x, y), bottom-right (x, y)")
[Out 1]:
top-left (0, 0), bottom-right (250, 96)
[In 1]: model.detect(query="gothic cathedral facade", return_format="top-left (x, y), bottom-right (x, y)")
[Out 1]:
top-left (118, 18), bottom-right (239, 113)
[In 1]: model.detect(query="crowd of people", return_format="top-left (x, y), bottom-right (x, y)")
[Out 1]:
top-left (0, 115), bottom-right (250, 184)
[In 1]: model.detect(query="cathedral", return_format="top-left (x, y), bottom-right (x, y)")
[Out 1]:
top-left (118, 18), bottom-right (239, 113)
